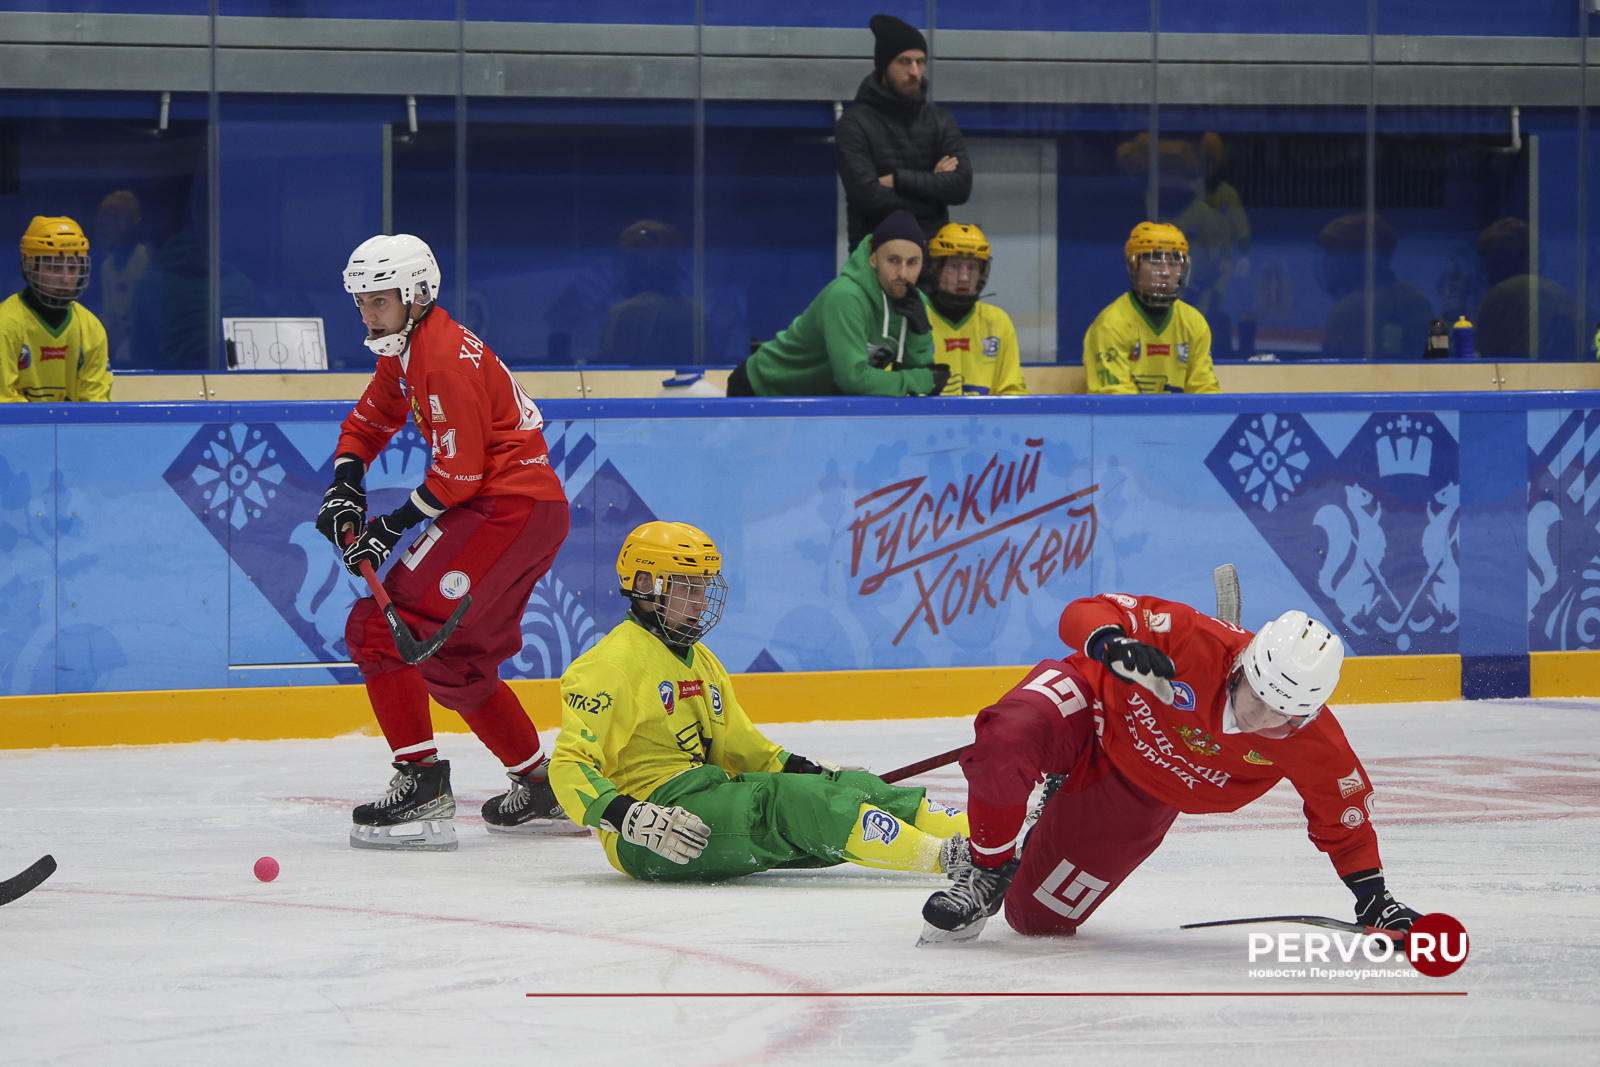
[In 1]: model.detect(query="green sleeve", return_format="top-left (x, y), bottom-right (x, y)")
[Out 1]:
top-left (820, 288), bottom-right (934, 397)
top-left (550, 659), bottom-right (631, 828)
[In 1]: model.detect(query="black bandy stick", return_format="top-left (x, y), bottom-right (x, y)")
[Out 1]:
top-left (0, 855), bottom-right (57, 906)
top-left (344, 525), bottom-right (470, 665)
top-left (1181, 914), bottom-right (1403, 940)
top-left (881, 745), bottom-right (968, 784)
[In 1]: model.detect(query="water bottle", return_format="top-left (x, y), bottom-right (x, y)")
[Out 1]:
top-left (1451, 315), bottom-right (1475, 360)
top-left (1424, 318), bottom-right (1450, 359)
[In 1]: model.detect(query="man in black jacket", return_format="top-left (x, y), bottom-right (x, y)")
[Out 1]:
top-left (836, 14), bottom-right (973, 251)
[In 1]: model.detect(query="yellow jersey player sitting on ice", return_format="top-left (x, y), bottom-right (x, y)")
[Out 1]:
top-left (1083, 222), bottom-right (1218, 395)
top-left (925, 223), bottom-right (1027, 396)
top-left (549, 521), bottom-right (971, 881)
top-left (0, 217), bottom-right (112, 403)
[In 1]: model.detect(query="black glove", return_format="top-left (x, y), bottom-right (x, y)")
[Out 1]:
top-left (315, 456), bottom-right (366, 549)
top-left (1345, 869), bottom-right (1421, 932)
top-left (341, 499), bottom-right (425, 576)
top-left (1088, 625), bottom-right (1176, 704)
top-left (926, 363), bottom-right (951, 396)
top-left (892, 289), bottom-right (931, 335)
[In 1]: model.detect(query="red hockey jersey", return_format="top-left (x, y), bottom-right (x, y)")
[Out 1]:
top-left (335, 307), bottom-right (565, 510)
top-left (1055, 593), bottom-right (1381, 876)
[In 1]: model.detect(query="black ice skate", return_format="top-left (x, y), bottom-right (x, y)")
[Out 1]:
top-left (350, 759), bottom-right (458, 851)
top-left (918, 857), bottom-right (1020, 946)
top-left (482, 772), bottom-right (584, 835)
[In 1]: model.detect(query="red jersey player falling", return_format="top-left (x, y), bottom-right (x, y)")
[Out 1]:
top-left (920, 593), bottom-right (1426, 944)
top-left (314, 234), bottom-right (573, 851)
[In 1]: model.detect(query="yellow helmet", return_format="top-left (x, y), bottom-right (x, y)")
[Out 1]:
top-left (1124, 221), bottom-right (1188, 261)
top-left (1124, 222), bottom-right (1190, 308)
top-left (929, 223), bottom-right (990, 261)
top-left (20, 216), bottom-right (91, 310)
top-left (616, 522), bottom-right (727, 646)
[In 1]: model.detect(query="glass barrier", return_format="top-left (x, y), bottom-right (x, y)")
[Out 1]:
top-left (218, 95), bottom-right (401, 372)
top-left (0, 90), bottom-right (212, 371)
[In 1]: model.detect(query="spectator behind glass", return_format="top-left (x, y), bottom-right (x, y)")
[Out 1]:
top-left (1475, 217), bottom-right (1576, 360)
top-left (1083, 222), bottom-right (1219, 395)
top-left (835, 14), bottom-right (972, 250)
top-left (1, 216), bottom-right (112, 402)
top-left (93, 190), bottom-right (150, 368)
top-left (1117, 133), bottom-right (1251, 358)
top-left (922, 223), bottom-right (1027, 396)
top-left (596, 220), bottom-right (696, 366)
top-left (1317, 213), bottom-right (1434, 359)
top-left (728, 209), bottom-right (947, 398)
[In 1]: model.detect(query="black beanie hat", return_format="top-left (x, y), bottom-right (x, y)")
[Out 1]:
top-left (870, 210), bottom-right (927, 253)
top-left (870, 14), bottom-right (928, 77)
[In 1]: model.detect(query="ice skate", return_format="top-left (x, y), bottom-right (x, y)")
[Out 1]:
top-left (482, 772), bottom-right (584, 835)
top-left (917, 857), bottom-right (1019, 946)
top-left (350, 759), bottom-right (458, 851)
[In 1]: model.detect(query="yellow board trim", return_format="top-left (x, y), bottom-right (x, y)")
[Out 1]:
top-left (0, 655), bottom-right (1467, 751)
top-left (1530, 650), bottom-right (1600, 697)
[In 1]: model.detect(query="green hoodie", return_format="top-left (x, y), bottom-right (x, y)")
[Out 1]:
top-left (744, 239), bottom-right (936, 397)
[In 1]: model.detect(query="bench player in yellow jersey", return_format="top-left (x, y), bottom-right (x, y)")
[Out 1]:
top-left (549, 521), bottom-right (971, 882)
top-left (1083, 222), bottom-right (1219, 395)
top-left (0, 217), bottom-right (112, 403)
top-left (925, 223), bottom-right (1027, 396)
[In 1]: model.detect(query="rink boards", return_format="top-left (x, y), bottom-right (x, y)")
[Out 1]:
top-left (3, 391), bottom-right (1600, 743)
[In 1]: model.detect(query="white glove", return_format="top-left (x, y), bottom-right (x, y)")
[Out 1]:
top-left (816, 757), bottom-right (871, 774)
top-left (615, 802), bottom-right (710, 865)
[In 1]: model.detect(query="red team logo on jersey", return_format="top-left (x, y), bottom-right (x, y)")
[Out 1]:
top-left (1147, 343), bottom-right (1170, 356)
top-left (678, 679), bottom-right (704, 700)
top-left (41, 345), bottom-right (67, 361)
top-left (944, 338), bottom-right (970, 352)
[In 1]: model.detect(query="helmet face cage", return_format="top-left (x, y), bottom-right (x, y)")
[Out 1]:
top-left (1127, 249), bottom-right (1190, 308)
top-left (930, 254), bottom-right (991, 298)
top-left (23, 253), bottom-right (91, 309)
top-left (632, 570), bottom-right (728, 647)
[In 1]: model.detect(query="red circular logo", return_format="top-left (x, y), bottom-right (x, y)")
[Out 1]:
top-left (1406, 913), bottom-right (1470, 977)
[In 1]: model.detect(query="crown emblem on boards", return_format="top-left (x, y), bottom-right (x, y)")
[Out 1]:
top-left (1375, 416), bottom-right (1433, 477)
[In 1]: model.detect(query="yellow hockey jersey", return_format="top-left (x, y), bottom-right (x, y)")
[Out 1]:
top-left (550, 616), bottom-right (788, 860)
top-left (930, 301), bottom-right (1028, 396)
top-left (1082, 293), bottom-right (1218, 395)
top-left (0, 292), bottom-right (113, 402)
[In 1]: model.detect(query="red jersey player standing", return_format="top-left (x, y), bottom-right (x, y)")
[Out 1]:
top-left (314, 234), bottom-right (573, 851)
top-left (920, 593), bottom-right (1426, 944)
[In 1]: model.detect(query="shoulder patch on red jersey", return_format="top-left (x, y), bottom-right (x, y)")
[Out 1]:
top-left (1106, 593), bottom-right (1137, 609)
top-left (1337, 767), bottom-right (1365, 797)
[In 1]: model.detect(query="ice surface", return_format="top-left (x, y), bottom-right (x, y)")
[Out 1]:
top-left (2, 700), bottom-right (1598, 1066)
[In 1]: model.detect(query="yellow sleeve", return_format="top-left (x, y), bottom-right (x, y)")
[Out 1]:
top-left (1083, 307), bottom-right (1137, 394)
top-left (1184, 319), bottom-right (1220, 394)
top-left (550, 658), bottom-right (633, 828)
top-left (73, 309), bottom-right (112, 402)
top-left (0, 308), bottom-right (24, 403)
top-left (992, 311), bottom-right (1027, 395)
top-left (705, 659), bottom-right (786, 776)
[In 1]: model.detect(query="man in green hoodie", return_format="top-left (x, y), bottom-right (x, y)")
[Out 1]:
top-left (729, 210), bottom-right (949, 398)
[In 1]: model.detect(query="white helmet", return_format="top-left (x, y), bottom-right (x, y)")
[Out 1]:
top-left (1238, 610), bottom-right (1344, 719)
top-left (344, 234), bottom-right (440, 357)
